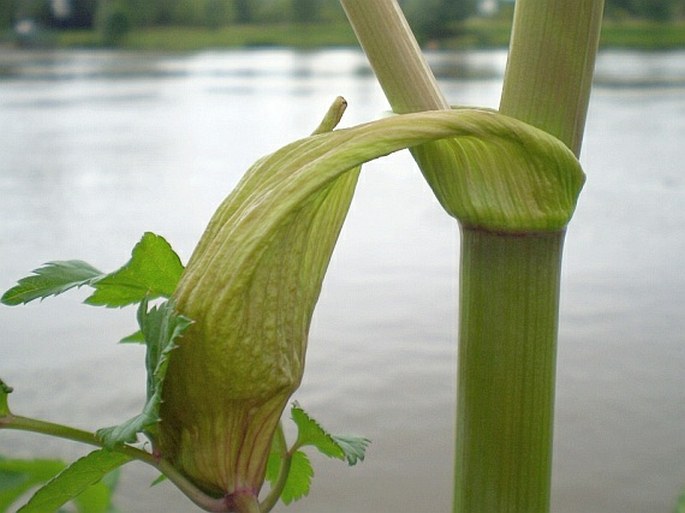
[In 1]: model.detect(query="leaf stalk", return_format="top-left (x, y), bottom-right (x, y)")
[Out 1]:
top-left (0, 413), bottom-right (231, 513)
top-left (259, 423), bottom-right (292, 513)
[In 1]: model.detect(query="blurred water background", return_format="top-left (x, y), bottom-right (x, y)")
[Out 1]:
top-left (1, 47), bottom-right (684, 513)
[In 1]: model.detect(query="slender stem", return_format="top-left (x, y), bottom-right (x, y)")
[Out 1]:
top-left (0, 414), bottom-right (231, 513)
top-left (1, 414), bottom-right (154, 462)
top-left (339, 0), bottom-right (448, 113)
top-left (455, 228), bottom-right (563, 513)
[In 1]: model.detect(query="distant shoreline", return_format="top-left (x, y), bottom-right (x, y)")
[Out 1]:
top-left (4, 19), bottom-right (685, 52)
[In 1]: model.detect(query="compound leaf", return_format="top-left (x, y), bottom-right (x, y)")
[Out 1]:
top-left (279, 451), bottom-right (313, 505)
top-left (1, 261), bottom-right (103, 306)
top-left (330, 434), bottom-right (370, 466)
top-left (291, 404), bottom-right (344, 460)
top-left (291, 404), bottom-right (369, 465)
top-left (85, 233), bottom-right (184, 308)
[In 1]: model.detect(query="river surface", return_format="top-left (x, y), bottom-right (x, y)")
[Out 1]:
top-left (1, 48), bottom-right (684, 513)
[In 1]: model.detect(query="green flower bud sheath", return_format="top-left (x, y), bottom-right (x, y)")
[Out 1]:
top-left (156, 103), bottom-right (584, 509)
top-left (158, 100), bottom-right (360, 503)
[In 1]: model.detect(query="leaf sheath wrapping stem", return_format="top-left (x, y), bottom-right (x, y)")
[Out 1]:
top-left (157, 106), bottom-right (583, 499)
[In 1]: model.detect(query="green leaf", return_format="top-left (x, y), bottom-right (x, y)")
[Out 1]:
top-left (118, 330), bottom-right (145, 344)
top-left (0, 458), bottom-right (66, 512)
top-left (95, 399), bottom-right (157, 448)
top-left (17, 449), bottom-right (130, 513)
top-left (330, 434), bottom-right (370, 466)
top-left (279, 451), bottom-right (313, 505)
top-left (1, 261), bottom-right (103, 306)
top-left (677, 489), bottom-right (685, 513)
top-left (291, 404), bottom-right (370, 466)
top-left (97, 299), bottom-right (192, 448)
top-left (149, 474), bottom-right (167, 487)
top-left (71, 468), bottom-right (121, 513)
top-left (265, 424), bottom-right (288, 485)
top-left (291, 404), bottom-right (344, 460)
top-left (85, 233), bottom-right (184, 308)
top-left (0, 379), bottom-right (12, 417)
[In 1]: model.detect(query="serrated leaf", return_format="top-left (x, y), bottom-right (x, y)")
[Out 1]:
top-left (97, 299), bottom-right (191, 448)
top-left (1, 261), bottom-right (103, 306)
top-left (291, 404), bottom-right (370, 466)
top-left (17, 449), bottom-right (130, 513)
top-left (279, 451), bottom-right (313, 505)
top-left (0, 458), bottom-right (66, 511)
top-left (0, 379), bottom-right (12, 417)
top-left (85, 233), bottom-right (184, 308)
top-left (330, 434), bottom-right (370, 466)
top-left (138, 299), bottom-right (192, 413)
top-left (291, 404), bottom-right (344, 460)
top-left (95, 397), bottom-right (158, 447)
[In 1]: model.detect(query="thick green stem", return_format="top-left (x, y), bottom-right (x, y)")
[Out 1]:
top-left (341, 4), bottom-right (601, 513)
top-left (449, 3), bottom-right (603, 513)
top-left (500, 0), bottom-right (605, 154)
top-left (455, 228), bottom-right (563, 513)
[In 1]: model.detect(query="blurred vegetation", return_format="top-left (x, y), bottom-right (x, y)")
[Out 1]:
top-left (1, 0), bottom-right (684, 49)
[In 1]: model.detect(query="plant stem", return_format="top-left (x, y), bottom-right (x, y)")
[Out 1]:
top-left (340, 3), bottom-right (602, 513)
top-left (454, 1), bottom-right (603, 511)
top-left (339, 0), bottom-right (448, 113)
top-left (454, 228), bottom-right (563, 513)
top-left (0, 414), bottom-right (151, 461)
top-left (499, 0), bottom-right (605, 154)
top-left (0, 413), bottom-right (231, 513)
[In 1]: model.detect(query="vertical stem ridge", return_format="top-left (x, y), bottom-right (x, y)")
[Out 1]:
top-left (455, 227), bottom-right (564, 513)
top-left (499, 0), bottom-right (605, 154)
